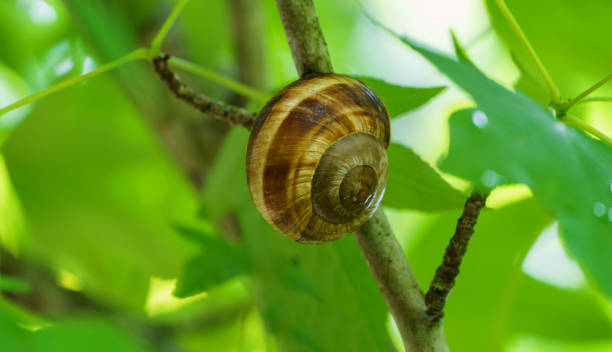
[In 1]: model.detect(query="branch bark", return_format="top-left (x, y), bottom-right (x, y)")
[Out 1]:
top-left (425, 192), bottom-right (487, 324)
top-left (275, 1), bottom-right (449, 351)
top-left (355, 209), bottom-right (448, 351)
top-left (275, 0), bottom-right (333, 76)
top-left (152, 55), bottom-right (256, 129)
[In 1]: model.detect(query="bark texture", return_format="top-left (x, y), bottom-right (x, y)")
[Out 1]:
top-left (425, 192), bottom-right (487, 324)
top-left (153, 55), bottom-right (256, 129)
top-left (275, 0), bottom-right (333, 77)
top-left (355, 209), bottom-right (449, 351)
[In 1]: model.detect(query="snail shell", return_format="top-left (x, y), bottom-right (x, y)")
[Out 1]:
top-left (246, 74), bottom-right (390, 243)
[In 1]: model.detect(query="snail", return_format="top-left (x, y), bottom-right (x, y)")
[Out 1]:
top-left (246, 74), bottom-right (390, 243)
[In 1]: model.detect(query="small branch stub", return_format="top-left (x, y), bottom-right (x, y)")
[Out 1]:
top-left (425, 192), bottom-right (487, 324)
top-left (152, 55), bottom-right (256, 129)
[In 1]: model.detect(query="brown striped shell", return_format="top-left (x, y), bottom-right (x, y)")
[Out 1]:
top-left (246, 74), bottom-right (390, 243)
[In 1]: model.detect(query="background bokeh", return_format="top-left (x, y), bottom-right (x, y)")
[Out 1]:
top-left (1, 0), bottom-right (611, 351)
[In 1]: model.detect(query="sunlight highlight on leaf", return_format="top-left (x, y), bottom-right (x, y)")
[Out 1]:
top-left (485, 184), bottom-right (532, 209)
top-left (146, 277), bottom-right (207, 317)
top-left (56, 269), bottom-right (83, 291)
top-left (522, 222), bottom-right (586, 290)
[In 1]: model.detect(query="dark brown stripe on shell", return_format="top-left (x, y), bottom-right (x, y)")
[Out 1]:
top-left (338, 81), bottom-right (391, 147)
top-left (248, 90), bottom-right (285, 141)
top-left (359, 84), bottom-right (390, 147)
top-left (262, 96), bottom-right (342, 231)
top-left (249, 74), bottom-right (328, 139)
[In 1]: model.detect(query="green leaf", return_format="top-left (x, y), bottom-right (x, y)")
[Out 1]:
top-left (383, 143), bottom-right (465, 211)
top-left (485, 0), bottom-right (612, 101)
top-left (450, 30), bottom-right (472, 64)
top-left (376, 27), bottom-right (612, 297)
top-left (408, 198), bottom-right (611, 351)
top-left (441, 107), bottom-right (612, 296)
top-left (356, 76), bottom-right (445, 118)
top-left (173, 225), bottom-right (249, 298)
top-left (508, 275), bottom-right (612, 341)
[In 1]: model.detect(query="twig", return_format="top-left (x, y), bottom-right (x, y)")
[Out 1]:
top-left (562, 114), bottom-right (612, 147)
top-left (150, 0), bottom-right (190, 55)
top-left (355, 209), bottom-right (448, 351)
top-left (425, 192), bottom-right (487, 324)
top-left (275, 0), bottom-right (333, 76)
top-left (0, 48), bottom-right (150, 118)
top-left (559, 74), bottom-right (612, 114)
top-left (152, 55), bottom-right (256, 129)
top-left (167, 56), bottom-right (270, 103)
top-left (577, 96), bottom-right (612, 104)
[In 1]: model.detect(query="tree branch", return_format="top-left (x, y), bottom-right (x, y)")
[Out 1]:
top-left (152, 55), bottom-right (256, 129)
top-left (275, 1), bottom-right (449, 350)
top-left (425, 192), bottom-right (487, 324)
top-left (275, 0), bottom-right (333, 77)
top-left (355, 209), bottom-right (448, 351)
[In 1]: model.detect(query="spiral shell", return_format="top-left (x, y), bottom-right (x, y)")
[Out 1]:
top-left (246, 74), bottom-right (390, 243)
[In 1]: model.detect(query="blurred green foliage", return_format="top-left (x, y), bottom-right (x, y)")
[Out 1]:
top-left (0, 0), bottom-right (611, 351)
